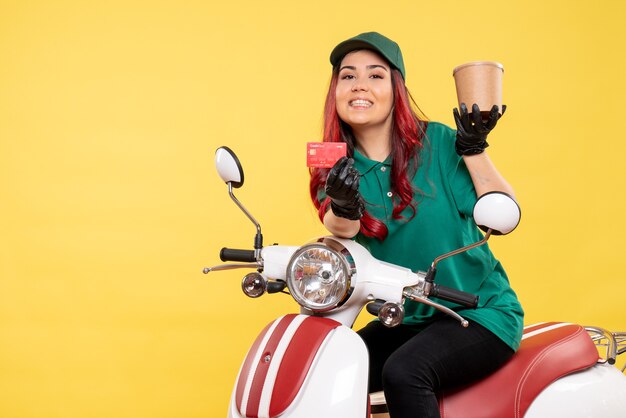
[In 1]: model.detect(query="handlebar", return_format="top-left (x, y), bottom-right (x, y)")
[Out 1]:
top-left (429, 284), bottom-right (479, 309)
top-left (220, 247), bottom-right (256, 262)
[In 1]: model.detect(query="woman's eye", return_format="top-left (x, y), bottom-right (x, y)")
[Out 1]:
top-left (341, 74), bottom-right (355, 80)
top-left (371, 74), bottom-right (384, 79)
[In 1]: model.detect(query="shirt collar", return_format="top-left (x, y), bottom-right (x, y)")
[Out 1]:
top-left (352, 148), bottom-right (392, 174)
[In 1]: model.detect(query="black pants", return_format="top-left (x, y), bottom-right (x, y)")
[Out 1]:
top-left (358, 317), bottom-right (514, 418)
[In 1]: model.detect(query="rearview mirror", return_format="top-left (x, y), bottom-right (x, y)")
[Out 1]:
top-left (473, 192), bottom-right (521, 235)
top-left (215, 146), bottom-right (244, 188)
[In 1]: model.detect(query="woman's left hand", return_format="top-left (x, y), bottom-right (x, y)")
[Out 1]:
top-left (453, 103), bottom-right (506, 156)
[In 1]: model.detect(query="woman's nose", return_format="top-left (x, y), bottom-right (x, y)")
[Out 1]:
top-left (351, 79), bottom-right (368, 92)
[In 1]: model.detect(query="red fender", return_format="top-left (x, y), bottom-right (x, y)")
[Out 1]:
top-left (235, 314), bottom-right (342, 418)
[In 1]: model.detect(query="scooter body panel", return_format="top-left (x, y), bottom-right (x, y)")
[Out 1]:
top-left (525, 362), bottom-right (626, 418)
top-left (228, 315), bottom-right (369, 418)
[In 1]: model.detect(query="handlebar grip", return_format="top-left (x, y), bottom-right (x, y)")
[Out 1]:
top-left (430, 284), bottom-right (479, 309)
top-left (220, 248), bottom-right (256, 262)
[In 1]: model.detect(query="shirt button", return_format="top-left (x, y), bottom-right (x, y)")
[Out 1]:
top-left (380, 166), bottom-right (386, 172)
top-left (387, 192), bottom-right (393, 197)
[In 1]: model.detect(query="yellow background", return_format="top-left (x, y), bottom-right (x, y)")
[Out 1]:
top-left (1, 0), bottom-right (625, 417)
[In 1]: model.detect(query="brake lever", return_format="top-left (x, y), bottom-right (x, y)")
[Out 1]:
top-left (203, 262), bottom-right (262, 274)
top-left (403, 288), bottom-right (469, 327)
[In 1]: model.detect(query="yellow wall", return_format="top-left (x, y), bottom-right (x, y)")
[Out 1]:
top-left (1, 0), bottom-right (625, 417)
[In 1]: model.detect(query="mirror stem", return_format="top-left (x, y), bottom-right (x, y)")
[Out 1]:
top-left (431, 229), bottom-right (492, 271)
top-left (228, 182), bottom-right (263, 250)
top-left (423, 229), bottom-right (492, 288)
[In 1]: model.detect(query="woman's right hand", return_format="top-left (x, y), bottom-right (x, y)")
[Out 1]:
top-left (325, 156), bottom-right (365, 220)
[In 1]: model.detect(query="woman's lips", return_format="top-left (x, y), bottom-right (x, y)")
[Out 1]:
top-left (349, 99), bottom-right (373, 109)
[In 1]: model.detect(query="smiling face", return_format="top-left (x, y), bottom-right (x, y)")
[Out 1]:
top-left (335, 49), bottom-right (394, 133)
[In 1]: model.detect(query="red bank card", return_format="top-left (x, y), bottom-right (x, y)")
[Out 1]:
top-left (306, 142), bottom-right (347, 168)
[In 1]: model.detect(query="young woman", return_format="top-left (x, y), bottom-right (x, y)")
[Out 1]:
top-left (309, 32), bottom-right (524, 418)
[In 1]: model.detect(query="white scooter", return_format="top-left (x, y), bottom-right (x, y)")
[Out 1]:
top-left (204, 146), bottom-right (626, 418)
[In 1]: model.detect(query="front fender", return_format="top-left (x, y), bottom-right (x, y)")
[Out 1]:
top-left (228, 314), bottom-right (368, 418)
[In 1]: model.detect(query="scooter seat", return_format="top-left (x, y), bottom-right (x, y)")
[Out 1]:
top-left (437, 322), bottom-right (599, 418)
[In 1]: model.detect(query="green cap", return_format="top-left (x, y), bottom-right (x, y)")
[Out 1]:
top-left (330, 32), bottom-right (406, 79)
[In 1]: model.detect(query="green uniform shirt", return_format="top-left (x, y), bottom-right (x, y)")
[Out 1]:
top-left (352, 121), bottom-right (524, 351)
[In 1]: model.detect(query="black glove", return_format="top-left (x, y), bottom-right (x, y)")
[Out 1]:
top-left (453, 103), bottom-right (506, 156)
top-left (325, 156), bottom-right (365, 220)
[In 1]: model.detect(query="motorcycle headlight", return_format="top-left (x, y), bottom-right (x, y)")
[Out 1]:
top-left (286, 242), bottom-right (353, 312)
